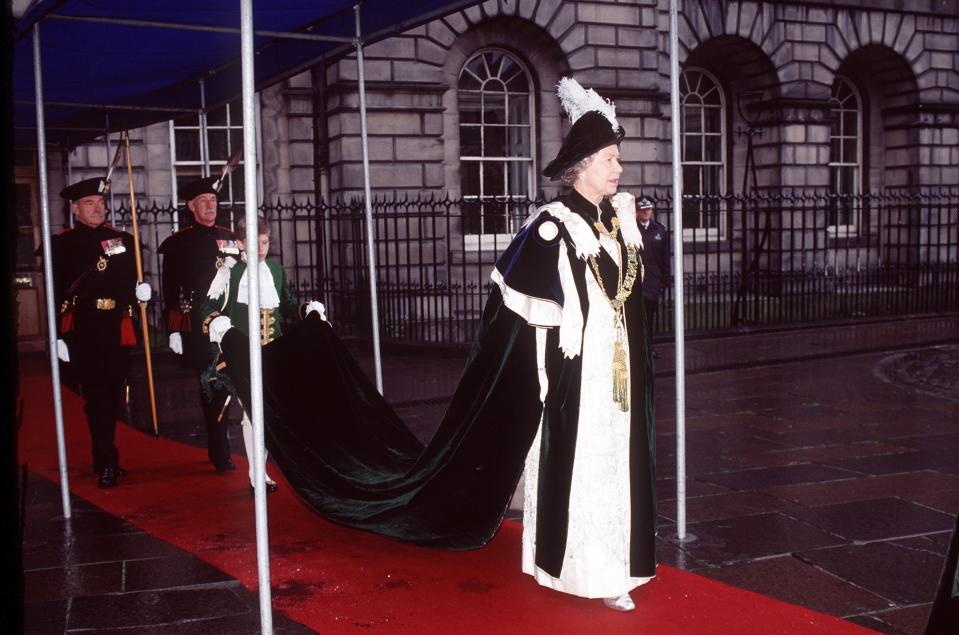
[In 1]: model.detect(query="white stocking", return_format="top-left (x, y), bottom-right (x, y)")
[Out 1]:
top-left (241, 413), bottom-right (272, 486)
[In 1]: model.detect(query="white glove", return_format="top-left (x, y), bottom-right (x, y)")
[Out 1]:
top-left (208, 315), bottom-right (233, 344)
top-left (169, 332), bottom-right (183, 355)
top-left (610, 191), bottom-right (636, 214)
top-left (135, 282), bottom-right (152, 302)
top-left (57, 339), bottom-right (70, 363)
top-left (305, 301), bottom-right (327, 321)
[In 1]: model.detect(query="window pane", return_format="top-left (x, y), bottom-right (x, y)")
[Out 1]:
top-left (229, 130), bottom-right (244, 157)
top-left (462, 200), bottom-right (482, 234)
top-left (208, 129), bottom-right (229, 160)
top-left (704, 135), bottom-right (722, 162)
top-left (459, 91), bottom-right (482, 124)
top-left (684, 106), bottom-right (702, 133)
top-left (461, 161), bottom-right (480, 196)
top-left (843, 138), bottom-right (857, 162)
top-left (507, 126), bottom-right (531, 157)
top-left (508, 161), bottom-right (531, 196)
top-left (505, 72), bottom-right (528, 92)
top-left (483, 202), bottom-right (508, 234)
top-left (484, 126), bottom-right (506, 156)
top-left (207, 105), bottom-right (227, 127)
top-left (704, 106), bottom-right (721, 133)
top-left (483, 93), bottom-right (505, 125)
top-left (684, 135), bottom-right (703, 162)
top-left (15, 183), bottom-right (33, 227)
top-left (228, 171), bottom-right (245, 203)
top-left (683, 165), bottom-right (702, 196)
top-left (507, 95), bottom-right (530, 125)
top-left (175, 130), bottom-right (201, 161)
top-left (842, 111), bottom-right (856, 136)
top-left (482, 162), bottom-right (505, 196)
top-left (460, 125), bottom-right (481, 156)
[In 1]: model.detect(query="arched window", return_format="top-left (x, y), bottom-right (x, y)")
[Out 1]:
top-left (680, 68), bottom-right (726, 238)
top-left (458, 49), bottom-right (534, 239)
top-left (828, 76), bottom-right (862, 234)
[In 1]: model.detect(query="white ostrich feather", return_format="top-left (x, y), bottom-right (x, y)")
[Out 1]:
top-left (556, 77), bottom-right (619, 130)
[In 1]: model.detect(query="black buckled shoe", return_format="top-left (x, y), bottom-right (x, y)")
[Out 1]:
top-left (93, 466), bottom-right (127, 477)
top-left (97, 467), bottom-right (118, 489)
top-left (214, 459), bottom-right (236, 473)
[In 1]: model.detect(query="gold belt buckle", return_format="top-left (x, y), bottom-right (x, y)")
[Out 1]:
top-left (95, 298), bottom-right (117, 310)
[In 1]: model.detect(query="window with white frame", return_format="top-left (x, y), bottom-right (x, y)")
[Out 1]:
top-left (828, 76), bottom-right (862, 235)
top-left (458, 49), bottom-right (535, 244)
top-left (680, 67), bottom-right (726, 239)
top-left (171, 99), bottom-right (255, 212)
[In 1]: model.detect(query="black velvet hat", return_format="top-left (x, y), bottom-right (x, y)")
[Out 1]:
top-left (179, 176), bottom-right (221, 202)
top-left (59, 177), bottom-right (110, 201)
top-left (542, 111), bottom-right (625, 179)
top-left (542, 78), bottom-right (625, 180)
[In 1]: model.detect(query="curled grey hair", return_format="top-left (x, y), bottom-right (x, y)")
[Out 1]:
top-left (559, 154), bottom-right (595, 187)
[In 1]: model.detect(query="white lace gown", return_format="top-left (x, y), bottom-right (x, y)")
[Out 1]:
top-left (521, 232), bottom-right (654, 599)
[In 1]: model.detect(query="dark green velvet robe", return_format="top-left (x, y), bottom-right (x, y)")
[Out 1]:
top-left (219, 191), bottom-right (656, 579)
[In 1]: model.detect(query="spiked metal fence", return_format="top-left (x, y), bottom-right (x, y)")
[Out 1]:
top-left (99, 189), bottom-right (958, 347)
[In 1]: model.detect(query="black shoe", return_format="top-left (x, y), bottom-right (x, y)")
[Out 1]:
top-left (214, 459), bottom-right (236, 473)
top-left (249, 480), bottom-right (279, 496)
top-left (93, 466), bottom-right (127, 477)
top-left (97, 467), bottom-right (118, 489)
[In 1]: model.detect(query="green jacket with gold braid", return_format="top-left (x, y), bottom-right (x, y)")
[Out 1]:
top-left (199, 256), bottom-right (304, 346)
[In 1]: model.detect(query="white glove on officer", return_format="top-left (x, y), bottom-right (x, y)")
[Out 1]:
top-left (135, 282), bottom-right (152, 302)
top-left (208, 315), bottom-right (233, 345)
top-left (169, 332), bottom-right (183, 355)
top-left (57, 339), bottom-right (70, 363)
top-left (305, 301), bottom-right (327, 321)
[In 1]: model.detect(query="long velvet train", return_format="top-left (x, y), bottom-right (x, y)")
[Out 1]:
top-left (220, 290), bottom-right (545, 550)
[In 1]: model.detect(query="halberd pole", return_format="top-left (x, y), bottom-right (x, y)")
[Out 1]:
top-left (123, 132), bottom-right (160, 436)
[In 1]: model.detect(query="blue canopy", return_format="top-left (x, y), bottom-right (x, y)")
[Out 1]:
top-left (14, 0), bottom-right (480, 147)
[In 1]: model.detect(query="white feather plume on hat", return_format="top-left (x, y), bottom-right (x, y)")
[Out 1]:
top-left (556, 77), bottom-right (620, 131)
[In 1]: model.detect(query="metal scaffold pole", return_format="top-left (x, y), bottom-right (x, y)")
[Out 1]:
top-left (239, 0), bottom-right (274, 632)
top-left (354, 2), bottom-right (384, 393)
top-left (33, 22), bottom-right (72, 520)
top-left (668, 0), bottom-right (689, 541)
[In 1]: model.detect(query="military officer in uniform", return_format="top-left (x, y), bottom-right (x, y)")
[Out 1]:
top-left (636, 196), bottom-right (669, 347)
top-left (53, 177), bottom-right (152, 488)
top-left (158, 176), bottom-right (239, 473)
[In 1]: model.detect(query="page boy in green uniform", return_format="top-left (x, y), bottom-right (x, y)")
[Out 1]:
top-left (199, 215), bottom-right (324, 493)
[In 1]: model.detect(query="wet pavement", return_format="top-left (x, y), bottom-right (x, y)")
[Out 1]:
top-left (21, 313), bottom-right (959, 633)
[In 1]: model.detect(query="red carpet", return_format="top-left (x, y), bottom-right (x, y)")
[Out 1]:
top-left (19, 360), bottom-right (875, 634)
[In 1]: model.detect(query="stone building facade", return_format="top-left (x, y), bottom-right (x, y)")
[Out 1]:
top-left (19, 0), bottom-right (959, 345)
top-left (55, 0), bottom-right (959, 206)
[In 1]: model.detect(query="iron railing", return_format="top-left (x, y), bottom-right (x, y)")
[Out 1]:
top-left (93, 189), bottom-right (957, 347)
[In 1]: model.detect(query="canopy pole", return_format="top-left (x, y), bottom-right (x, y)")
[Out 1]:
top-left (668, 0), bottom-right (689, 542)
top-left (33, 23), bottom-right (72, 519)
top-left (199, 79), bottom-right (210, 178)
top-left (354, 3), bottom-right (383, 393)
top-left (239, 1), bottom-right (273, 632)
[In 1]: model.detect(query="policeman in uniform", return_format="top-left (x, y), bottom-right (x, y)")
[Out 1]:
top-left (157, 176), bottom-right (239, 473)
top-left (636, 196), bottom-right (670, 346)
top-left (53, 177), bottom-right (152, 488)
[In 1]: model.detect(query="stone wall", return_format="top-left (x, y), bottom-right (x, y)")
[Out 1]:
top-left (57, 0), bottom-right (958, 205)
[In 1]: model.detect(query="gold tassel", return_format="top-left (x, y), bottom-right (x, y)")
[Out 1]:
top-left (612, 315), bottom-right (630, 412)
